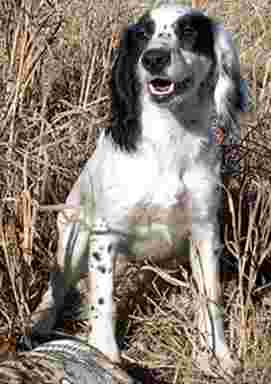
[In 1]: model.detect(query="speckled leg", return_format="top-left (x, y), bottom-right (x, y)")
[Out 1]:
top-left (88, 218), bottom-right (120, 363)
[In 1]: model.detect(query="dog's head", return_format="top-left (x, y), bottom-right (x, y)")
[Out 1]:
top-left (108, 5), bottom-right (244, 151)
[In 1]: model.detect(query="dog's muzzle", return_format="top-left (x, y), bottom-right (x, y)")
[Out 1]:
top-left (142, 48), bottom-right (194, 100)
top-left (142, 48), bottom-right (171, 74)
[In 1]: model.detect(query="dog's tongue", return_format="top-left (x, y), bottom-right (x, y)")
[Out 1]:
top-left (149, 79), bottom-right (175, 96)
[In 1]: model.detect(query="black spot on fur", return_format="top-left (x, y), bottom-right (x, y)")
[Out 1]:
top-left (90, 305), bottom-right (95, 311)
top-left (78, 159), bottom-right (87, 170)
top-left (93, 252), bottom-right (101, 261)
top-left (107, 244), bottom-right (113, 253)
top-left (97, 265), bottom-right (106, 274)
top-left (98, 298), bottom-right (104, 305)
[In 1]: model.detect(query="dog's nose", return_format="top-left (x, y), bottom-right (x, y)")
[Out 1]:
top-left (142, 49), bottom-right (171, 73)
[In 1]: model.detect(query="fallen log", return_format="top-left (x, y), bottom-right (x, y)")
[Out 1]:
top-left (0, 338), bottom-right (139, 384)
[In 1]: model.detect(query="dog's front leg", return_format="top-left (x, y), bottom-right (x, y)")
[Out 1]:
top-left (184, 164), bottom-right (238, 374)
top-left (191, 233), bottom-right (224, 353)
top-left (190, 229), bottom-right (237, 375)
top-left (87, 218), bottom-right (120, 363)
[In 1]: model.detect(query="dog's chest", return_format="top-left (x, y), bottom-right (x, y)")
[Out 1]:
top-left (125, 152), bottom-right (191, 233)
top-left (95, 139), bottom-right (198, 258)
top-left (126, 186), bottom-right (192, 260)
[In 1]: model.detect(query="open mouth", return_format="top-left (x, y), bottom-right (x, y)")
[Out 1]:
top-left (148, 77), bottom-right (193, 98)
top-left (148, 78), bottom-right (175, 96)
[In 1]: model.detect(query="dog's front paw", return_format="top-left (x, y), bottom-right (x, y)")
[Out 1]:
top-left (215, 349), bottom-right (242, 377)
top-left (194, 348), bottom-right (241, 378)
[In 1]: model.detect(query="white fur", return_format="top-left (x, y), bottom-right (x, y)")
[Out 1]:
top-left (151, 5), bottom-right (191, 39)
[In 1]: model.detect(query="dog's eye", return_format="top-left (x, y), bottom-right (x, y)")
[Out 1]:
top-left (135, 26), bottom-right (149, 39)
top-left (128, 25), bottom-right (148, 39)
top-left (131, 19), bottom-right (154, 40)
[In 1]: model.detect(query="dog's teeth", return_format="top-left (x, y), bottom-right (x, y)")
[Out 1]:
top-left (149, 82), bottom-right (174, 96)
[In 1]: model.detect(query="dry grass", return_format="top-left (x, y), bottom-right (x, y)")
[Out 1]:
top-left (0, 0), bottom-right (271, 383)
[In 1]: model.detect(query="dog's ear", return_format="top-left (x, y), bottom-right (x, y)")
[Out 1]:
top-left (107, 25), bottom-right (141, 152)
top-left (212, 24), bottom-right (247, 139)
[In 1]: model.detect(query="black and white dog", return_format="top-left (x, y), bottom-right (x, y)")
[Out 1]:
top-left (31, 4), bottom-right (245, 376)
